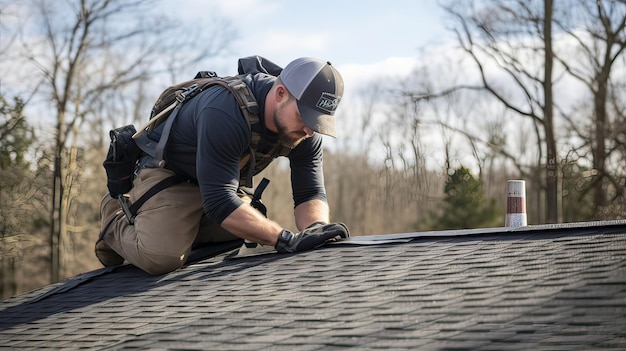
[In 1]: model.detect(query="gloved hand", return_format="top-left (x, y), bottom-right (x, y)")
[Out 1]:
top-left (275, 222), bottom-right (350, 253)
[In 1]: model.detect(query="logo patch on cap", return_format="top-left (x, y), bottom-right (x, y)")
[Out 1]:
top-left (316, 92), bottom-right (340, 113)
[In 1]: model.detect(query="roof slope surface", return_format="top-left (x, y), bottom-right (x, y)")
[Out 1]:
top-left (1, 222), bottom-right (625, 350)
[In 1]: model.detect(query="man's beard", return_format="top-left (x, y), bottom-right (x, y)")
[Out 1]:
top-left (274, 110), bottom-right (308, 149)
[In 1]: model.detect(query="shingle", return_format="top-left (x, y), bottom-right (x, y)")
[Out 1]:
top-left (1, 221), bottom-right (626, 350)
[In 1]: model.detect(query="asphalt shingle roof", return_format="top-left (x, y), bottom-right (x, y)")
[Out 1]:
top-left (1, 221), bottom-right (626, 350)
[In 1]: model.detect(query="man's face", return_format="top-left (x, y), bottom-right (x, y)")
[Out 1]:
top-left (274, 95), bottom-right (314, 149)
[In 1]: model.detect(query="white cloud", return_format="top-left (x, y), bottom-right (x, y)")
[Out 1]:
top-left (340, 57), bottom-right (420, 79)
top-left (244, 31), bottom-right (331, 62)
top-left (337, 57), bottom-right (420, 98)
top-left (212, 0), bottom-right (279, 17)
top-left (166, 0), bottom-right (280, 22)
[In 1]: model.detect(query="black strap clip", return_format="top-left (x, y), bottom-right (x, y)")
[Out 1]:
top-left (250, 178), bottom-right (270, 217)
top-left (118, 195), bottom-right (135, 225)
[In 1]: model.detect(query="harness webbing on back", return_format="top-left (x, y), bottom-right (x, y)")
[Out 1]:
top-left (133, 74), bottom-right (291, 188)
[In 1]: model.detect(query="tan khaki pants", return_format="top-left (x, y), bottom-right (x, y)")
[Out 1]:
top-left (99, 167), bottom-right (238, 275)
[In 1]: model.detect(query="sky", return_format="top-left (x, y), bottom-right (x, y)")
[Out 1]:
top-left (159, 0), bottom-right (458, 158)
top-left (1, 0), bottom-right (456, 132)
top-left (3, 0), bottom-right (461, 164)
top-left (163, 0), bottom-right (455, 90)
top-left (211, 0), bottom-right (450, 64)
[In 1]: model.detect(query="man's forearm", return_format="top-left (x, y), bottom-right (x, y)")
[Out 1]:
top-left (294, 199), bottom-right (330, 231)
top-left (220, 199), bottom-right (330, 246)
top-left (220, 203), bottom-right (283, 246)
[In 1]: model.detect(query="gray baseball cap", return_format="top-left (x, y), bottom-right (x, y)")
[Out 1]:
top-left (279, 57), bottom-right (344, 138)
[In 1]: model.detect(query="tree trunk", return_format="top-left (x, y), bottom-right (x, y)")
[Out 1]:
top-left (50, 154), bottom-right (62, 283)
top-left (543, 0), bottom-right (560, 223)
top-left (593, 72), bottom-right (609, 214)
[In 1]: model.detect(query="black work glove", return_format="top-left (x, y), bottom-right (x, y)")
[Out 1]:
top-left (275, 222), bottom-right (350, 253)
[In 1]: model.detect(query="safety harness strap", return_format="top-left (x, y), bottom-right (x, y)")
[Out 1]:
top-left (118, 175), bottom-right (184, 224)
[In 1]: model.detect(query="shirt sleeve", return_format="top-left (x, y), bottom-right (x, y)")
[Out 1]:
top-left (288, 134), bottom-right (328, 207)
top-left (195, 104), bottom-right (250, 224)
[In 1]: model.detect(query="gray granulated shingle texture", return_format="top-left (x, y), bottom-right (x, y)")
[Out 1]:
top-left (1, 222), bottom-right (625, 350)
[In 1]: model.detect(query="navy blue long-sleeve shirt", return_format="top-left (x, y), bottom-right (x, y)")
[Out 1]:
top-left (146, 73), bottom-right (327, 224)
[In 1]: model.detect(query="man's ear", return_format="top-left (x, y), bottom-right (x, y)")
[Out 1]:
top-left (276, 85), bottom-right (288, 101)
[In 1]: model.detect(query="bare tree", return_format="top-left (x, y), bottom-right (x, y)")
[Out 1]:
top-left (430, 0), bottom-right (561, 223)
top-left (9, 0), bottom-right (235, 282)
top-left (327, 83), bottom-right (394, 235)
top-left (554, 0), bottom-right (626, 217)
top-left (0, 95), bottom-right (34, 299)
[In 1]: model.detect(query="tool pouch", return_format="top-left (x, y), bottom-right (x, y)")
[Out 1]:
top-left (103, 125), bottom-right (142, 197)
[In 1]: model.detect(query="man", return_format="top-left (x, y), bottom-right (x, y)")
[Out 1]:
top-left (96, 57), bottom-right (350, 275)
